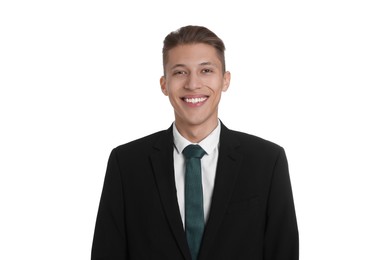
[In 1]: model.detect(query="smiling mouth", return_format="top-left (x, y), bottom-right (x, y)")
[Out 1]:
top-left (182, 96), bottom-right (208, 104)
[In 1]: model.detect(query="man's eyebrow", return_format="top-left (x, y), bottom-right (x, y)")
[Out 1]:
top-left (169, 62), bottom-right (217, 70)
top-left (170, 64), bottom-right (186, 70)
top-left (200, 62), bottom-right (216, 67)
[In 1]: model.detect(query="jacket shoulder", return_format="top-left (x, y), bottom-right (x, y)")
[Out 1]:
top-left (229, 130), bottom-right (284, 156)
top-left (113, 130), bottom-right (167, 155)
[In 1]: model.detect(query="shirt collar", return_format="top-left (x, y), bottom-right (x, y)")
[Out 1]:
top-left (173, 120), bottom-right (221, 155)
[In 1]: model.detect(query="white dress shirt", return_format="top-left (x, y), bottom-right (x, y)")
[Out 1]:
top-left (172, 121), bottom-right (221, 226)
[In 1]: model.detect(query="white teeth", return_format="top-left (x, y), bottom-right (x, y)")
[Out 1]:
top-left (184, 97), bottom-right (207, 104)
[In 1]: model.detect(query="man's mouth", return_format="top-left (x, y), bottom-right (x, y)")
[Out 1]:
top-left (182, 96), bottom-right (208, 104)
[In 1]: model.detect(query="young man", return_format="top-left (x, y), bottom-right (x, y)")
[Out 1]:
top-left (91, 25), bottom-right (299, 260)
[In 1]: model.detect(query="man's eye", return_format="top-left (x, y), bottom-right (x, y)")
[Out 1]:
top-left (174, 71), bottom-right (186, 75)
top-left (202, 69), bottom-right (213, 73)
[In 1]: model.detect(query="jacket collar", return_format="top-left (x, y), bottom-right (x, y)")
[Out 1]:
top-left (198, 123), bottom-right (243, 259)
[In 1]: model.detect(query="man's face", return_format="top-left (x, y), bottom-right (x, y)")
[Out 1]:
top-left (160, 43), bottom-right (230, 130)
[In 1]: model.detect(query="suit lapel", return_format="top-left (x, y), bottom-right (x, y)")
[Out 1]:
top-left (150, 126), bottom-right (192, 260)
top-left (199, 124), bottom-right (243, 259)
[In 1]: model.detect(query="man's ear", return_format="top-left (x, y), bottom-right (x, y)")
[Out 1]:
top-left (222, 71), bottom-right (231, 92)
top-left (160, 76), bottom-right (168, 96)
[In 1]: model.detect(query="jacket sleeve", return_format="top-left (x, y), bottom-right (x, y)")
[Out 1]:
top-left (264, 148), bottom-right (299, 260)
top-left (91, 149), bottom-right (128, 260)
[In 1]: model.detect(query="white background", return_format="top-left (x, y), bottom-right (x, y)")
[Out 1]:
top-left (1, 0), bottom-right (389, 259)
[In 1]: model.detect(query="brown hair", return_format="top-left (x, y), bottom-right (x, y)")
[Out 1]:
top-left (162, 25), bottom-right (226, 75)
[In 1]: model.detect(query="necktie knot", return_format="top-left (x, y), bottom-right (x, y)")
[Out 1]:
top-left (183, 144), bottom-right (206, 159)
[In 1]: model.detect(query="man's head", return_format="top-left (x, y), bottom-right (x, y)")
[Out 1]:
top-left (162, 25), bottom-right (226, 75)
top-left (160, 25), bottom-right (230, 140)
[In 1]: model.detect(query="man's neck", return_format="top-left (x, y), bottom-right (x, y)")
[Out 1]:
top-left (174, 119), bottom-right (219, 143)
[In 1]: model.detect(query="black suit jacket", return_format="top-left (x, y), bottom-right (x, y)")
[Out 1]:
top-left (92, 123), bottom-right (298, 260)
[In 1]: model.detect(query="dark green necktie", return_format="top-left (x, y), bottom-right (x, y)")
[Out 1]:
top-left (183, 144), bottom-right (206, 260)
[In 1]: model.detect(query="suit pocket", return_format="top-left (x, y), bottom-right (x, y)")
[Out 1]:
top-left (226, 196), bottom-right (262, 214)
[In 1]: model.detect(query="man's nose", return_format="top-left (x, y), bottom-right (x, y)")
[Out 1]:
top-left (185, 73), bottom-right (202, 90)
